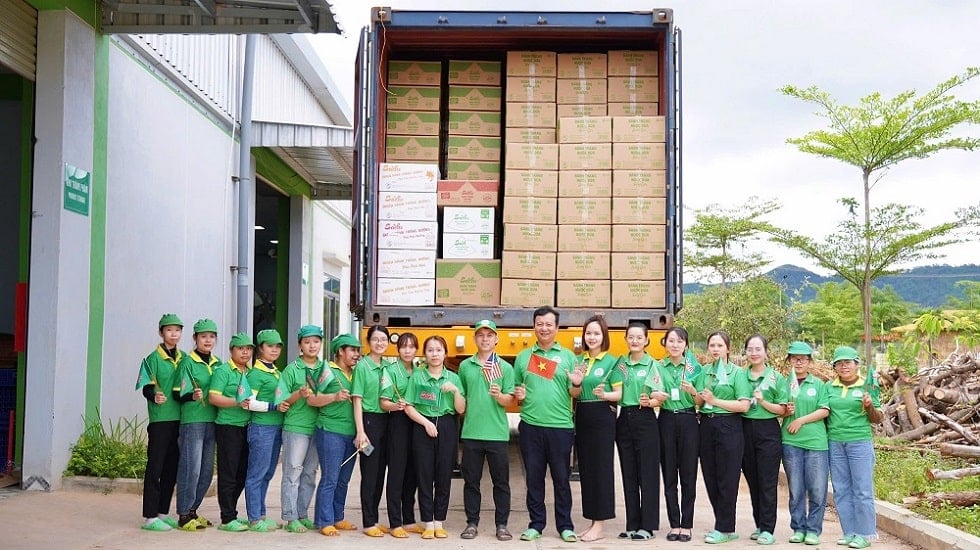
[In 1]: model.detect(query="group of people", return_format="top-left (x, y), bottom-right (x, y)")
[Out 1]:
top-left (135, 306), bottom-right (883, 548)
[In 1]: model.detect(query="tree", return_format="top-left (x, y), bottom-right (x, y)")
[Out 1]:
top-left (685, 197), bottom-right (780, 287)
top-left (796, 282), bottom-right (913, 351)
top-left (777, 69), bottom-right (980, 362)
top-left (946, 280), bottom-right (980, 310)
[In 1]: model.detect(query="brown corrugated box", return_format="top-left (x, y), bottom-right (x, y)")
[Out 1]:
top-left (556, 253), bottom-right (610, 279)
top-left (386, 86), bottom-right (441, 111)
top-left (505, 76), bottom-right (557, 103)
top-left (558, 197), bottom-right (612, 224)
top-left (386, 136), bottom-right (440, 162)
top-left (607, 102), bottom-right (659, 116)
top-left (505, 143), bottom-right (559, 170)
top-left (557, 116), bottom-right (612, 144)
top-left (445, 161), bottom-right (501, 181)
top-left (505, 102), bottom-right (557, 128)
top-left (503, 223), bottom-right (558, 251)
top-left (447, 136), bottom-right (502, 162)
top-left (448, 60), bottom-right (502, 86)
top-left (504, 170), bottom-right (559, 197)
top-left (613, 116), bottom-right (666, 143)
top-left (558, 224), bottom-right (611, 252)
top-left (613, 142), bottom-right (666, 170)
top-left (437, 180), bottom-right (499, 207)
top-left (502, 196), bottom-right (557, 224)
top-left (557, 104), bottom-right (607, 118)
top-left (506, 51), bottom-right (557, 77)
top-left (501, 251), bottom-right (556, 279)
top-left (448, 86), bottom-right (502, 111)
top-left (505, 127), bottom-right (557, 144)
top-left (607, 50), bottom-right (659, 76)
top-left (559, 143), bottom-right (612, 170)
top-left (557, 53), bottom-right (608, 79)
top-left (555, 78), bottom-right (607, 104)
top-left (611, 224), bottom-right (666, 252)
top-left (557, 280), bottom-right (611, 307)
top-left (435, 259), bottom-right (501, 306)
top-left (448, 111), bottom-right (501, 136)
top-left (612, 197), bottom-right (666, 224)
top-left (501, 279), bottom-right (555, 306)
top-left (611, 252), bottom-right (665, 280)
top-left (387, 111), bottom-right (440, 135)
top-left (607, 77), bottom-right (660, 103)
top-left (611, 280), bottom-right (666, 308)
top-left (558, 170), bottom-right (611, 197)
top-left (387, 61), bottom-right (442, 86)
top-left (613, 170), bottom-right (666, 197)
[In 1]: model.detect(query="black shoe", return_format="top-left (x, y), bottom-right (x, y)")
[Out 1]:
top-left (461, 524), bottom-right (478, 539)
top-left (666, 530), bottom-right (680, 542)
top-left (678, 530), bottom-right (692, 542)
top-left (496, 526), bottom-right (513, 541)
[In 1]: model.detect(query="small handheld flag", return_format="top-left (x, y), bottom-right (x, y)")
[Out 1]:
top-left (134, 359), bottom-right (156, 391)
top-left (483, 352), bottom-right (503, 383)
top-left (316, 366), bottom-right (335, 393)
top-left (714, 359), bottom-right (729, 386)
top-left (528, 354), bottom-right (558, 381)
top-left (274, 374), bottom-right (291, 406)
top-left (789, 375), bottom-right (800, 399)
top-left (682, 350), bottom-right (703, 381)
top-left (864, 364), bottom-right (880, 401)
top-left (645, 367), bottom-right (665, 393)
top-left (236, 372), bottom-right (253, 404)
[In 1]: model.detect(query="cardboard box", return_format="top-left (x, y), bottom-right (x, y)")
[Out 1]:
top-left (501, 279), bottom-right (555, 306)
top-left (387, 110), bottom-right (440, 136)
top-left (612, 170), bottom-right (666, 197)
top-left (559, 143), bottom-right (612, 170)
top-left (442, 232), bottom-right (494, 259)
top-left (448, 86), bottom-right (502, 111)
top-left (558, 170), bottom-right (612, 197)
top-left (557, 280), bottom-right (611, 307)
top-left (503, 223), bottom-right (558, 251)
top-left (437, 180), bottom-right (499, 206)
top-left (556, 103), bottom-right (607, 118)
top-left (377, 220), bottom-right (439, 250)
top-left (611, 252), bottom-right (665, 280)
top-left (443, 206), bottom-right (495, 233)
top-left (556, 253), bottom-right (610, 279)
top-left (613, 116), bottom-right (666, 143)
top-left (558, 224), bottom-right (611, 252)
top-left (558, 116), bottom-right (611, 144)
top-left (505, 102), bottom-right (557, 128)
top-left (558, 197), bottom-right (612, 224)
top-left (435, 259), bottom-right (501, 306)
top-left (504, 127), bottom-right (557, 144)
top-left (448, 60), bottom-right (502, 86)
top-left (376, 277), bottom-right (435, 306)
top-left (506, 51), bottom-right (557, 77)
top-left (504, 170), bottom-right (559, 197)
top-left (502, 196), bottom-right (557, 224)
top-left (378, 163), bottom-right (439, 192)
top-left (612, 197), bottom-right (666, 224)
top-left (611, 280), bottom-right (666, 308)
top-left (446, 161), bottom-right (501, 181)
top-left (607, 50), bottom-right (659, 76)
top-left (611, 224), bottom-right (666, 252)
top-left (386, 86), bottom-right (441, 111)
top-left (556, 78), bottom-right (607, 105)
top-left (557, 53), bottom-right (607, 79)
top-left (607, 102), bottom-right (659, 117)
top-left (505, 76), bottom-right (556, 103)
top-left (386, 136), bottom-right (440, 162)
top-left (378, 191), bottom-right (438, 221)
top-left (448, 111), bottom-right (501, 136)
top-left (613, 142), bottom-right (666, 170)
top-left (504, 143), bottom-right (559, 170)
top-left (377, 249), bottom-right (437, 279)
top-left (607, 77), bottom-right (660, 103)
top-left (502, 251), bottom-right (556, 279)
top-left (387, 61), bottom-right (442, 86)
top-left (447, 136), bottom-right (502, 162)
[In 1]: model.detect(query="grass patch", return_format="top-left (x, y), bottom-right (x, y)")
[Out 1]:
top-left (64, 410), bottom-right (147, 480)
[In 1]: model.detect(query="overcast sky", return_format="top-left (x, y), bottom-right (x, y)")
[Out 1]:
top-left (309, 1), bottom-right (980, 278)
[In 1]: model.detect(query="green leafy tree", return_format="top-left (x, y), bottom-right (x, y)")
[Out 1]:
top-left (797, 282), bottom-right (912, 350)
top-left (685, 197), bottom-right (780, 287)
top-left (775, 69), bottom-right (980, 362)
top-left (945, 280), bottom-right (980, 310)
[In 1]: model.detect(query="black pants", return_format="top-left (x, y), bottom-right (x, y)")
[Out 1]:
top-left (742, 417), bottom-right (783, 533)
top-left (215, 423), bottom-right (249, 524)
top-left (143, 420), bottom-right (180, 519)
top-left (461, 438), bottom-right (511, 527)
top-left (575, 401), bottom-right (616, 521)
top-left (385, 410), bottom-right (418, 528)
top-left (359, 411), bottom-right (388, 527)
top-left (616, 406), bottom-right (660, 532)
top-left (413, 414), bottom-right (458, 522)
top-left (660, 409), bottom-right (699, 529)
top-left (700, 414), bottom-right (744, 533)
top-left (518, 421), bottom-right (575, 533)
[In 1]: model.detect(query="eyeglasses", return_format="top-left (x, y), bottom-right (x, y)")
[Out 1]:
top-left (789, 356), bottom-right (810, 363)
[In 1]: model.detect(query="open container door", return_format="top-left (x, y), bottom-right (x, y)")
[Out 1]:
top-left (668, 25), bottom-right (683, 313)
top-left (350, 23), bottom-right (378, 321)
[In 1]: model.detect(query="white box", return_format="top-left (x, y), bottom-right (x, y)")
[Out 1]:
top-left (443, 207), bottom-right (495, 233)
top-left (377, 249), bottom-right (437, 279)
top-left (378, 163), bottom-right (439, 192)
top-left (377, 220), bottom-right (438, 250)
top-left (378, 191), bottom-right (438, 221)
top-left (376, 277), bottom-right (435, 305)
top-left (442, 232), bottom-right (494, 259)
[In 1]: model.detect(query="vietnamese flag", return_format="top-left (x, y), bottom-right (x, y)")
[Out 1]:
top-left (528, 354), bottom-right (558, 381)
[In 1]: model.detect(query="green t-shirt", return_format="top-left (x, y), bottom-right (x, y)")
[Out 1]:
top-left (458, 354), bottom-right (515, 441)
top-left (658, 357), bottom-right (706, 411)
top-left (352, 355), bottom-right (386, 414)
top-left (826, 376), bottom-right (880, 442)
top-left (280, 357), bottom-right (324, 435)
top-left (142, 345), bottom-right (184, 423)
top-left (620, 353), bottom-right (658, 407)
top-left (316, 363), bottom-right (355, 436)
top-left (247, 361), bottom-right (284, 426)
top-left (406, 367), bottom-right (465, 418)
top-left (743, 365), bottom-right (790, 420)
top-left (175, 351), bottom-right (219, 424)
top-left (576, 352), bottom-right (623, 403)
top-left (514, 342), bottom-right (577, 429)
top-left (782, 374), bottom-right (830, 450)
top-left (209, 361), bottom-right (253, 427)
top-left (700, 360), bottom-right (752, 415)
top-left (380, 359), bottom-right (414, 403)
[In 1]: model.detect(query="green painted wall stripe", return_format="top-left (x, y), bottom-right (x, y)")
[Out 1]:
top-left (28, 0), bottom-right (98, 28)
top-left (84, 35), bottom-right (109, 422)
top-left (15, 75), bottom-right (34, 464)
top-left (254, 148), bottom-right (311, 198)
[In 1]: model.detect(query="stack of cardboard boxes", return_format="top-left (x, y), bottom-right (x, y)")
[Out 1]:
top-left (385, 61), bottom-right (441, 163)
top-left (446, 61), bottom-right (503, 181)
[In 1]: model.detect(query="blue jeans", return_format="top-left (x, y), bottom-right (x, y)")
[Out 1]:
top-left (829, 440), bottom-right (876, 538)
top-left (176, 422), bottom-right (216, 515)
top-left (280, 430), bottom-right (318, 521)
top-left (314, 428), bottom-right (356, 528)
top-left (245, 423), bottom-right (283, 522)
top-left (782, 444), bottom-right (829, 535)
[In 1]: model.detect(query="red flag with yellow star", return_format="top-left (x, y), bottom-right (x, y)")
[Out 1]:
top-left (528, 354), bottom-right (558, 381)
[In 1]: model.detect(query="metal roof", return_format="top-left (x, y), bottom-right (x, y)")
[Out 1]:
top-left (253, 121), bottom-right (354, 200)
top-left (99, 0), bottom-right (342, 34)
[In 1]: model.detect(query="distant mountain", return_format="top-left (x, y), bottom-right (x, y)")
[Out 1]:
top-left (683, 264), bottom-right (980, 308)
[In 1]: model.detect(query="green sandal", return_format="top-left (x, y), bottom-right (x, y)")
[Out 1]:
top-left (250, 520), bottom-right (273, 533)
top-left (848, 536), bottom-right (871, 549)
top-left (141, 518), bottom-right (173, 532)
top-left (218, 519), bottom-right (250, 532)
top-left (561, 529), bottom-right (578, 543)
top-left (757, 531), bottom-right (776, 545)
top-left (285, 519), bottom-right (308, 533)
top-left (161, 516), bottom-right (179, 529)
top-left (705, 530), bottom-right (738, 544)
top-left (631, 529), bottom-right (653, 540)
top-left (789, 531), bottom-right (805, 543)
top-left (520, 528), bottom-right (542, 541)
top-left (299, 518), bottom-right (315, 530)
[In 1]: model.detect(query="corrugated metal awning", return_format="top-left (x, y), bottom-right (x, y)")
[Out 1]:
top-left (99, 0), bottom-right (341, 34)
top-left (253, 120), bottom-right (354, 200)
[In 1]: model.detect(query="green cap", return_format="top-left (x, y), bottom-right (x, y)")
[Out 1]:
top-left (158, 313), bottom-right (184, 328)
top-left (330, 333), bottom-right (361, 356)
top-left (229, 332), bottom-right (254, 348)
top-left (256, 329), bottom-right (283, 346)
top-left (193, 318), bottom-right (218, 334)
top-left (297, 324), bottom-right (325, 341)
top-left (786, 341), bottom-right (813, 357)
top-left (832, 346), bottom-right (860, 365)
top-left (474, 319), bottom-right (497, 333)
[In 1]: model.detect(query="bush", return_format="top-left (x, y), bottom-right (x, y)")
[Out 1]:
top-left (64, 411), bottom-right (147, 479)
